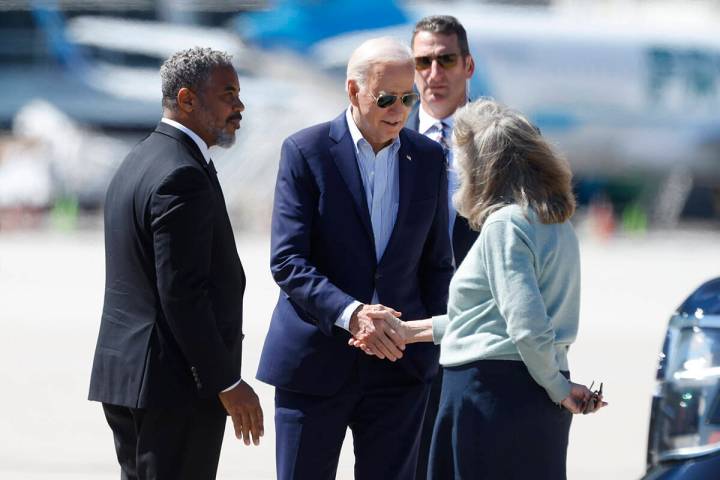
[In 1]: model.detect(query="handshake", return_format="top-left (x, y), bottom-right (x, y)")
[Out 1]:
top-left (347, 303), bottom-right (409, 361)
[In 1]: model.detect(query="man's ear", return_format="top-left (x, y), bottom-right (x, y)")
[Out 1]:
top-left (176, 87), bottom-right (195, 113)
top-left (347, 79), bottom-right (360, 108)
top-left (464, 55), bottom-right (475, 78)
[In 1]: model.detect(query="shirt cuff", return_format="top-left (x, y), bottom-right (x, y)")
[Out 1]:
top-left (431, 314), bottom-right (450, 344)
top-left (221, 378), bottom-right (242, 393)
top-left (336, 300), bottom-right (362, 332)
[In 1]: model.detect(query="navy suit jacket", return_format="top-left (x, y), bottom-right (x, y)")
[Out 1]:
top-left (256, 112), bottom-right (453, 396)
top-left (406, 107), bottom-right (479, 266)
top-left (89, 122), bottom-right (245, 409)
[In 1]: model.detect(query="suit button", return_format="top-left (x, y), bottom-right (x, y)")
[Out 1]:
top-left (375, 273), bottom-right (382, 280)
top-left (197, 382), bottom-right (203, 389)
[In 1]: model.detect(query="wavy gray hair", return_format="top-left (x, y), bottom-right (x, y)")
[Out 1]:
top-left (452, 98), bottom-right (576, 229)
top-left (160, 47), bottom-right (233, 111)
top-left (346, 37), bottom-right (413, 89)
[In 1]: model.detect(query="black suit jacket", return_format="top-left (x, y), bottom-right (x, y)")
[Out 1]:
top-left (406, 106), bottom-right (479, 266)
top-left (88, 122), bottom-right (245, 409)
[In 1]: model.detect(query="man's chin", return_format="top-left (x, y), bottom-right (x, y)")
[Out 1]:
top-left (424, 98), bottom-right (456, 117)
top-left (216, 132), bottom-right (236, 148)
top-left (381, 124), bottom-right (403, 139)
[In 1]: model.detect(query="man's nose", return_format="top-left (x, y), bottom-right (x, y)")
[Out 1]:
top-left (429, 60), bottom-right (444, 80)
top-left (388, 102), bottom-right (412, 120)
top-left (235, 97), bottom-right (245, 112)
top-left (388, 99), bottom-right (406, 114)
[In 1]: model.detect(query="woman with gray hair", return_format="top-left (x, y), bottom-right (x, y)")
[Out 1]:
top-left (350, 98), bottom-right (606, 478)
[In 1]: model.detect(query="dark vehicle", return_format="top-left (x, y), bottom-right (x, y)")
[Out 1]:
top-left (644, 277), bottom-right (720, 479)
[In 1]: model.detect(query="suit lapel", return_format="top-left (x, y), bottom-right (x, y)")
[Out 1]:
top-left (328, 113), bottom-right (374, 245)
top-left (154, 122), bottom-right (227, 204)
top-left (379, 130), bottom-right (416, 266)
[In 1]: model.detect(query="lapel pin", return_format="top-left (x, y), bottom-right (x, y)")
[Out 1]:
top-left (406, 155), bottom-right (412, 161)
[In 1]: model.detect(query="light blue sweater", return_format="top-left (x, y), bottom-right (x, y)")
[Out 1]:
top-left (432, 204), bottom-right (581, 403)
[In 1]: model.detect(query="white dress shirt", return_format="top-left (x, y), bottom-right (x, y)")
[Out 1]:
top-left (160, 117), bottom-right (211, 164)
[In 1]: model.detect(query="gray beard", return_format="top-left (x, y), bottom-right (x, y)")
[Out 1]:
top-left (213, 127), bottom-right (236, 148)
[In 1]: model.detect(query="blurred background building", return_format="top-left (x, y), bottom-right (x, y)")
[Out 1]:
top-left (1, 0), bottom-right (719, 232)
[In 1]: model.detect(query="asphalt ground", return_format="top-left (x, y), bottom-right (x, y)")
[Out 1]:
top-left (2, 227), bottom-right (719, 479)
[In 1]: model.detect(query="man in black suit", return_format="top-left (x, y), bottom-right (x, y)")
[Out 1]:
top-left (88, 47), bottom-right (263, 480)
top-left (405, 15), bottom-right (477, 479)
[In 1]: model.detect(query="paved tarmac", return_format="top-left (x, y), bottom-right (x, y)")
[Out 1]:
top-left (1, 227), bottom-right (719, 479)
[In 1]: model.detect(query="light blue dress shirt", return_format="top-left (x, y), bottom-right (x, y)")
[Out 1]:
top-left (335, 107), bottom-right (401, 330)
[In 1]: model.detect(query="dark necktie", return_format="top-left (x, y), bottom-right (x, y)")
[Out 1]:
top-left (436, 121), bottom-right (450, 159)
top-left (207, 159), bottom-right (218, 177)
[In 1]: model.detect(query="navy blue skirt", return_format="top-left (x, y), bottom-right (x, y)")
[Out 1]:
top-left (428, 360), bottom-right (572, 480)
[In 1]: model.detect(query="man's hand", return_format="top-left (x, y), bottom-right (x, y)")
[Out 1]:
top-left (349, 304), bottom-right (404, 361)
top-left (561, 382), bottom-right (607, 414)
top-left (218, 380), bottom-right (264, 445)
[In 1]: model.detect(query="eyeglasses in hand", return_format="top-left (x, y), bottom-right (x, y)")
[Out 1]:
top-left (581, 381), bottom-right (604, 415)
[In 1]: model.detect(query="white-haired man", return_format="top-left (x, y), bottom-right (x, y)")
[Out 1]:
top-left (257, 37), bottom-right (453, 479)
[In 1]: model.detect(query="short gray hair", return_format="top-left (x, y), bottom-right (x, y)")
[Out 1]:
top-left (346, 37), bottom-right (413, 89)
top-left (160, 47), bottom-right (233, 111)
top-left (452, 98), bottom-right (576, 229)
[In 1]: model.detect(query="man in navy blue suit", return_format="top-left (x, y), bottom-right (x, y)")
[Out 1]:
top-left (256, 37), bottom-right (453, 479)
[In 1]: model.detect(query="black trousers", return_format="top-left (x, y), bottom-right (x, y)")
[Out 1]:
top-left (102, 402), bottom-right (227, 480)
top-left (429, 360), bottom-right (572, 480)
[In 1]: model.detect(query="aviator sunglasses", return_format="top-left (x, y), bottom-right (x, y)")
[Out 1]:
top-left (367, 91), bottom-right (419, 109)
top-left (414, 53), bottom-right (460, 71)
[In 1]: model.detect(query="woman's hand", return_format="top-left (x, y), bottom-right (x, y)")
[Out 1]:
top-left (349, 315), bottom-right (438, 359)
top-left (561, 382), bottom-right (607, 414)
top-left (348, 310), bottom-right (407, 356)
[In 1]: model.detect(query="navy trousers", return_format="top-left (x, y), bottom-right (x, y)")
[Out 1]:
top-left (274, 355), bottom-right (431, 480)
top-left (415, 367), bottom-right (443, 480)
top-left (428, 360), bottom-right (572, 480)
